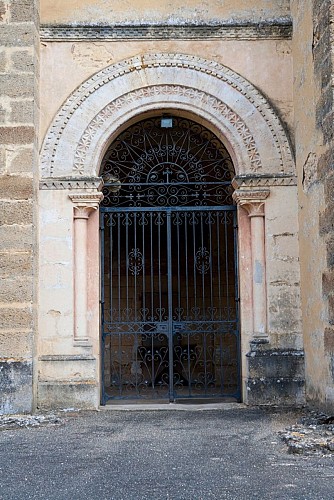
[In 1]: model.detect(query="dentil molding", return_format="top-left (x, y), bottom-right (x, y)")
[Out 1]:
top-left (40, 20), bottom-right (292, 41)
top-left (39, 177), bottom-right (103, 190)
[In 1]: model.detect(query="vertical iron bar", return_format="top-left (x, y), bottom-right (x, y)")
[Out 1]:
top-left (200, 211), bottom-right (207, 395)
top-left (200, 211), bottom-right (205, 321)
top-left (233, 210), bottom-right (241, 400)
top-left (109, 216), bottom-right (113, 387)
top-left (187, 331), bottom-right (191, 397)
top-left (150, 213), bottom-right (154, 321)
top-left (208, 212), bottom-right (214, 321)
top-left (117, 214), bottom-right (122, 397)
top-left (184, 214), bottom-right (189, 320)
top-left (216, 212), bottom-right (222, 321)
top-left (176, 213), bottom-right (181, 322)
top-left (225, 212), bottom-right (230, 321)
top-left (134, 213), bottom-right (138, 396)
top-left (166, 212), bottom-right (174, 402)
top-left (142, 212), bottom-right (146, 322)
top-left (192, 212), bottom-right (197, 319)
top-left (220, 332), bottom-right (224, 395)
top-left (158, 215), bottom-right (162, 321)
top-left (100, 212), bottom-right (106, 404)
top-left (125, 213), bottom-right (129, 322)
top-left (134, 212), bottom-right (137, 322)
top-left (150, 213), bottom-right (154, 388)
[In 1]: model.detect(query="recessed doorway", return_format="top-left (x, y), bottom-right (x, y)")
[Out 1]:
top-left (100, 116), bottom-right (240, 403)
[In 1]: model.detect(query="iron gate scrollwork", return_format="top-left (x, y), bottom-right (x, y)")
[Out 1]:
top-left (100, 117), bottom-right (240, 403)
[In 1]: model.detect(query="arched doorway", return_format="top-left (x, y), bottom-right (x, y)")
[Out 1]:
top-left (100, 115), bottom-right (240, 403)
top-left (38, 54), bottom-right (300, 410)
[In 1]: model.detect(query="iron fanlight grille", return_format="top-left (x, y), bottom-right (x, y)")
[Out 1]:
top-left (101, 117), bottom-right (234, 208)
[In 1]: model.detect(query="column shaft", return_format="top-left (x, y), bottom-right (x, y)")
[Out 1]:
top-left (69, 193), bottom-right (103, 345)
top-left (250, 214), bottom-right (266, 335)
top-left (73, 215), bottom-right (89, 341)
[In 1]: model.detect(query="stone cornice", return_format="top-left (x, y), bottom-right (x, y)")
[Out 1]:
top-left (232, 175), bottom-right (297, 189)
top-left (39, 177), bottom-right (103, 190)
top-left (40, 20), bottom-right (292, 41)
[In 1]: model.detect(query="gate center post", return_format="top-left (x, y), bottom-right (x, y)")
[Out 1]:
top-left (166, 210), bottom-right (175, 402)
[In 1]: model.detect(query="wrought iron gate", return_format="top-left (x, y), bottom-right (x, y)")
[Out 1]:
top-left (100, 117), bottom-right (240, 403)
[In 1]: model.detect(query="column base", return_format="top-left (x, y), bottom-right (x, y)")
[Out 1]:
top-left (37, 354), bottom-right (98, 410)
top-left (246, 346), bottom-right (305, 405)
top-left (38, 381), bottom-right (99, 410)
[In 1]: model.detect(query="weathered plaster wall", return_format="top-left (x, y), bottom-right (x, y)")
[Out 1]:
top-left (291, 0), bottom-right (334, 411)
top-left (0, 0), bottom-right (39, 413)
top-left (40, 0), bottom-right (290, 25)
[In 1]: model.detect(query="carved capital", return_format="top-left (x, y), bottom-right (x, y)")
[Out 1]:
top-left (69, 193), bottom-right (104, 219)
top-left (232, 189), bottom-right (270, 217)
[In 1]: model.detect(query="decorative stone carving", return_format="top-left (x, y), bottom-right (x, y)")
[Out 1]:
top-left (40, 21), bottom-right (292, 42)
top-left (40, 53), bottom-right (294, 180)
top-left (232, 174), bottom-right (297, 188)
top-left (232, 189), bottom-right (270, 217)
top-left (40, 177), bottom-right (103, 191)
top-left (69, 193), bottom-right (103, 215)
top-left (74, 85), bottom-right (261, 176)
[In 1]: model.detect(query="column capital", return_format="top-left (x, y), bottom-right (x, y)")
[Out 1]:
top-left (232, 189), bottom-right (270, 217)
top-left (69, 193), bottom-right (104, 219)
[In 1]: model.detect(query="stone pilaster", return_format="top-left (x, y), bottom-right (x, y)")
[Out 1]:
top-left (233, 189), bottom-right (270, 342)
top-left (69, 193), bottom-right (103, 346)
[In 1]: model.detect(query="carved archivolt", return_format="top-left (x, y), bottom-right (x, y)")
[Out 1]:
top-left (40, 53), bottom-right (294, 179)
top-left (74, 85), bottom-right (261, 176)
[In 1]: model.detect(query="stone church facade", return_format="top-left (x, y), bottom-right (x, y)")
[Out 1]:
top-left (1, 0), bottom-right (333, 413)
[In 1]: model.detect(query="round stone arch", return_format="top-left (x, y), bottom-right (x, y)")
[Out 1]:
top-left (40, 53), bottom-right (294, 179)
top-left (37, 53), bottom-right (300, 408)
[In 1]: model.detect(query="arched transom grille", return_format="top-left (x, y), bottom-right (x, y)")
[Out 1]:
top-left (100, 117), bottom-right (234, 207)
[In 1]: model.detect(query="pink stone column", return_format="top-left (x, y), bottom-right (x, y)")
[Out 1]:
top-left (69, 193), bottom-right (103, 345)
top-left (233, 189), bottom-right (270, 340)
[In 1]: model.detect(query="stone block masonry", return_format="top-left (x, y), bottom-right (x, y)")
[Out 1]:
top-left (314, 0), bottom-right (334, 409)
top-left (0, 0), bottom-right (39, 414)
top-left (292, 0), bottom-right (334, 412)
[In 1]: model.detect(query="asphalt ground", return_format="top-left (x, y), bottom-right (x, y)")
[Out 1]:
top-left (0, 406), bottom-right (333, 500)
